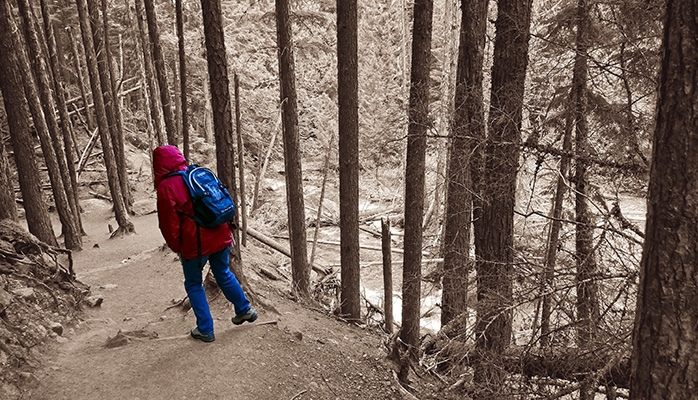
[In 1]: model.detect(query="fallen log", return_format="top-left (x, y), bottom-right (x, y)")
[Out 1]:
top-left (246, 227), bottom-right (331, 277)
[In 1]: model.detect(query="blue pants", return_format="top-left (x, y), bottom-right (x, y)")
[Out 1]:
top-left (181, 246), bottom-right (251, 335)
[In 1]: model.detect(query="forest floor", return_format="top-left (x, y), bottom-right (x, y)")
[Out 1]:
top-left (5, 148), bottom-right (450, 400)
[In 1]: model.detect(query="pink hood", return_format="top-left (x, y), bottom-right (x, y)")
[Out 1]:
top-left (153, 145), bottom-right (187, 188)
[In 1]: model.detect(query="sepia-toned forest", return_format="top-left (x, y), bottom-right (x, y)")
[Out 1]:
top-left (0, 0), bottom-right (696, 398)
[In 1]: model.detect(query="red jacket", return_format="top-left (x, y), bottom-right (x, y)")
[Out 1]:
top-left (153, 145), bottom-right (233, 259)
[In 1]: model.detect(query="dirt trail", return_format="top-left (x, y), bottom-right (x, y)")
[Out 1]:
top-left (28, 200), bottom-right (401, 400)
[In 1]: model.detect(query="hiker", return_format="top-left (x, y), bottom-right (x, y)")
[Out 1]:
top-left (153, 145), bottom-right (257, 342)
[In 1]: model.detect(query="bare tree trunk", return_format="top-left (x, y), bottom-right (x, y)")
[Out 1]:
top-left (310, 134), bottom-right (333, 266)
top-left (399, 0), bottom-right (433, 382)
top-left (76, 0), bottom-right (134, 236)
top-left (200, 0), bottom-right (248, 289)
top-left (233, 74), bottom-right (247, 246)
top-left (475, 0), bottom-right (532, 394)
top-left (571, 2), bottom-right (598, 399)
top-left (15, 0), bottom-right (81, 250)
top-left (0, 97), bottom-right (18, 221)
top-left (540, 113), bottom-right (573, 347)
top-left (630, 0), bottom-right (698, 398)
top-left (0, 0), bottom-right (57, 246)
top-left (101, 0), bottom-right (132, 212)
top-left (275, 0), bottom-right (309, 298)
top-left (40, 0), bottom-right (84, 235)
top-left (440, 0), bottom-right (488, 328)
top-left (251, 106), bottom-right (280, 212)
top-left (143, 0), bottom-right (177, 145)
top-left (337, 0), bottom-right (360, 320)
top-left (66, 26), bottom-right (96, 133)
top-left (382, 217), bottom-right (393, 334)
top-left (177, 0), bottom-right (189, 161)
top-left (133, 0), bottom-right (165, 146)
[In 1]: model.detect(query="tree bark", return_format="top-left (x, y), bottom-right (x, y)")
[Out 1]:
top-left (382, 218), bottom-right (394, 334)
top-left (337, 0), bottom-right (360, 320)
top-left (0, 97), bottom-right (18, 221)
top-left (200, 0), bottom-right (249, 289)
top-left (571, 3), bottom-right (598, 399)
top-left (440, 0), bottom-right (488, 328)
top-left (40, 0), bottom-right (84, 235)
top-left (0, 0), bottom-right (57, 246)
top-left (475, 0), bottom-right (532, 393)
top-left (630, 0), bottom-right (698, 398)
top-left (76, 0), bottom-right (135, 236)
top-left (275, 0), bottom-right (309, 298)
top-left (234, 74), bottom-right (247, 246)
top-left (143, 0), bottom-right (177, 145)
top-left (399, 0), bottom-right (433, 382)
top-left (15, 0), bottom-right (81, 250)
top-left (177, 0), bottom-right (189, 161)
top-left (133, 0), bottom-right (165, 146)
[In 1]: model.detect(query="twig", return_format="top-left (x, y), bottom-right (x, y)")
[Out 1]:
top-left (290, 389), bottom-right (307, 400)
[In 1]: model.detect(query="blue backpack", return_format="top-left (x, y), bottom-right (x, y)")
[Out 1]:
top-left (167, 164), bottom-right (235, 229)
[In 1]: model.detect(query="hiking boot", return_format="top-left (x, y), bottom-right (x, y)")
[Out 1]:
top-left (232, 308), bottom-right (258, 325)
top-left (190, 327), bottom-right (215, 342)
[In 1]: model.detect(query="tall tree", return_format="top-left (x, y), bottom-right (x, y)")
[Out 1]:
top-left (88, 0), bottom-right (132, 213)
top-left (15, 0), bottom-right (82, 250)
top-left (630, 0), bottom-right (698, 398)
top-left (200, 0), bottom-right (248, 288)
top-left (143, 0), bottom-right (177, 145)
top-left (399, 0), bottom-right (433, 381)
top-left (0, 98), bottom-right (18, 221)
top-left (133, 0), bottom-right (165, 146)
top-left (475, 0), bottom-right (532, 393)
top-left (39, 0), bottom-right (84, 235)
top-left (176, 0), bottom-right (189, 160)
top-left (76, 0), bottom-right (135, 236)
top-left (337, 0), bottom-right (360, 320)
top-left (440, 0), bottom-right (489, 328)
top-left (570, 1), bottom-right (598, 398)
top-left (101, 0), bottom-right (132, 211)
top-left (0, 0), bottom-right (57, 246)
top-left (275, 0), bottom-right (310, 297)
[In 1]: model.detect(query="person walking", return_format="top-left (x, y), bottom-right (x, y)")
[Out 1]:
top-left (153, 145), bottom-right (257, 342)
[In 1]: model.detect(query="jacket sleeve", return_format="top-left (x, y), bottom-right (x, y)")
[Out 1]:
top-left (157, 184), bottom-right (182, 253)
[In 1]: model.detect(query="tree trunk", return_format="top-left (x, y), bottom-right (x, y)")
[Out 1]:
top-left (630, 0), bottom-right (698, 398)
top-left (15, 0), bottom-right (81, 250)
top-left (133, 0), bottom-right (165, 146)
top-left (475, 0), bottom-right (532, 394)
top-left (200, 0), bottom-right (249, 290)
top-left (337, 0), bottom-right (360, 320)
top-left (0, 0), bottom-right (57, 246)
top-left (0, 97), bottom-right (18, 221)
top-left (40, 0), bottom-right (84, 235)
top-left (66, 26), bottom-right (96, 133)
top-left (440, 0), bottom-right (488, 328)
top-left (275, 0), bottom-right (309, 298)
top-left (234, 74), bottom-right (247, 246)
top-left (76, 0), bottom-right (135, 236)
top-left (177, 0), bottom-right (189, 161)
top-left (571, 3), bottom-right (598, 399)
top-left (382, 218), bottom-right (394, 334)
top-left (143, 0), bottom-right (177, 145)
top-left (399, 0), bottom-right (433, 382)
top-left (540, 113), bottom-right (574, 347)
top-left (101, 0), bottom-right (132, 212)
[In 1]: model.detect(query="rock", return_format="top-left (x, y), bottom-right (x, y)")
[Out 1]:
top-left (12, 287), bottom-right (35, 300)
top-left (56, 336), bottom-right (69, 344)
top-left (84, 295), bottom-right (104, 307)
top-left (49, 322), bottom-right (64, 336)
top-left (292, 331), bottom-right (303, 341)
top-left (99, 283), bottom-right (118, 290)
top-left (0, 288), bottom-right (13, 307)
top-left (17, 372), bottom-right (39, 389)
